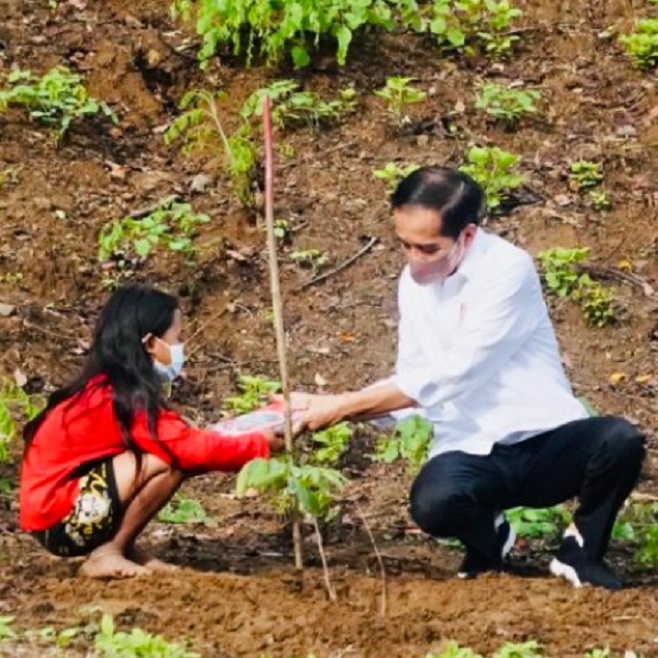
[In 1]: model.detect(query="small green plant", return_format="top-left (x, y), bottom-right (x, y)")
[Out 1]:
top-left (619, 18), bottom-right (658, 69)
top-left (373, 415), bottom-right (433, 475)
top-left (537, 247), bottom-right (616, 327)
top-left (171, 0), bottom-right (418, 68)
top-left (95, 614), bottom-right (199, 658)
top-left (426, 640), bottom-right (483, 658)
top-left (222, 374), bottom-right (281, 414)
top-left (493, 640), bottom-right (545, 658)
top-left (311, 422), bottom-right (353, 465)
top-left (25, 625), bottom-right (80, 648)
top-left (584, 650), bottom-right (613, 658)
top-left (0, 272), bottom-right (22, 285)
top-left (0, 379), bottom-right (45, 463)
top-left (0, 616), bottom-right (16, 641)
top-left (373, 162), bottom-right (421, 190)
top-left (165, 89), bottom-right (257, 206)
top-left (158, 493), bottom-right (208, 524)
top-left (569, 160), bottom-right (604, 191)
top-left (589, 189), bottom-right (611, 211)
top-left (506, 506), bottom-right (569, 539)
top-left (475, 83), bottom-right (540, 126)
top-left (237, 457), bottom-right (347, 520)
top-left (273, 218), bottom-right (290, 240)
top-left (290, 249), bottom-right (329, 270)
top-left (426, 0), bottom-right (523, 59)
top-left (0, 67), bottom-right (117, 144)
top-left (459, 145), bottom-right (525, 212)
top-left (613, 501), bottom-right (658, 569)
top-left (0, 167), bottom-right (18, 189)
top-left (240, 80), bottom-right (357, 130)
top-left (375, 77), bottom-right (427, 124)
top-left (97, 200), bottom-right (210, 273)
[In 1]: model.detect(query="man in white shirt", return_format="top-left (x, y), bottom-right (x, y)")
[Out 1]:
top-left (291, 167), bottom-right (645, 590)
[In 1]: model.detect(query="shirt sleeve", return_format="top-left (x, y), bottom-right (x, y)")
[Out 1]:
top-left (130, 408), bottom-right (271, 474)
top-left (394, 254), bottom-right (544, 408)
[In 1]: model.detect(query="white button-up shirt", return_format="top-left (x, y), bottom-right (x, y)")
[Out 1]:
top-left (391, 228), bottom-right (587, 458)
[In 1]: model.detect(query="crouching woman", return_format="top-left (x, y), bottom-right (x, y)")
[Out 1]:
top-left (20, 284), bottom-right (281, 579)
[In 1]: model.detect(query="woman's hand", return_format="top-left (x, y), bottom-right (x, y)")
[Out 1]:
top-left (261, 429), bottom-right (286, 452)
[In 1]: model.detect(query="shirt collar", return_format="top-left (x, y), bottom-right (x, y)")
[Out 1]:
top-left (454, 227), bottom-right (489, 281)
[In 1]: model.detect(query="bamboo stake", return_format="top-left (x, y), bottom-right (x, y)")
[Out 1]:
top-left (262, 96), bottom-right (304, 570)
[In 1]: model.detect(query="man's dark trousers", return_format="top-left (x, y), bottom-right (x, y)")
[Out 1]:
top-left (409, 417), bottom-right (645, 562)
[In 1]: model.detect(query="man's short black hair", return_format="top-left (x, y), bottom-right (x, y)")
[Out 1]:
top-left (391, 167), bottom-right (486, 239)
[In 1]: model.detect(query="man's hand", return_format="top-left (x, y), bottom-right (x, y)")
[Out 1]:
top-left (296, 393), bottom-right (348, 433)
top-left (272, 392), bottom-right (347, 434)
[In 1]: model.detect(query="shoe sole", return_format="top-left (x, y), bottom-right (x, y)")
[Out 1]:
top-left (549, 558), bottom-right (583, 588)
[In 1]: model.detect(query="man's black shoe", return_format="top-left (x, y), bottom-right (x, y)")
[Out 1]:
top-left (457, 517), bottom-right (516, 579)
top-left (550, 536), bottom-right (623, 591)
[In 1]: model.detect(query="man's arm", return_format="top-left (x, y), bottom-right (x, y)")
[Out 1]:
top-left (289, 382), bottom-right (415, 432)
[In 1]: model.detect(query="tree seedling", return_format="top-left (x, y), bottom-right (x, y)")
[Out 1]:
top-left (310, 422), bottom-right (354, 466)
top-left (172, 0), bottom-right (407, 68)
top-left (375, 77), bottom-right (427, 125)
top-left (0, 379), bottom-right (45, 464)
top-left (240, 80), bottom-right (357, 130)
top-left (95, 615), bottom-right (199, 658)
top-left (427, 0), bottom-right (523, 59)
top-left (475, 83), bottom-right (540, 126)
top-left (426, 640), bottom-right (483, 658)
top-left (373, 162), bottom-right (421, 190)
top-left (222, 374), bottom-right (281, 414)
top-left (537, 247), bottom-right (615, 327)
top-left (373, 415), bottom-right (433, 475)
top-left (290, 249), bottom-right (329, 271)
top-left (97, 199), bottom-right (210, 283)
top-left (459, 145), bottom-right (525, 213)
top-left (0, 67), bottom-right (117, 145)
top-left (569, 160), bottom-right (603, 191)
top-left (158, 493), bottom-right (208, 524)
top-left (619, 18), bottom-right (658, 69)
top-left (493, 640), bottom-right (545, 658)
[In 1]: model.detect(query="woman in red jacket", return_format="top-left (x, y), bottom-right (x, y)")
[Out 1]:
top-left (20, 284), bottom-right (281, 579)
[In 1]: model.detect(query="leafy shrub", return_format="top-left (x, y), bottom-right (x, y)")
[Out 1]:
top-left (475, 83), bottom-right (540, 126)
top-left (459, 145), bottom-right (525, 212)
top-left (0, 67), bottom-right (116, 144)
top-left (373, 415), bottom-right (433, 475)
top-left (537, 247), bottom-right (615, 327)
top-left (171, 0), bottom-right (421, 68)
top-left (97, 200), bottom-right (210, 275)
top-left (619, 18), bottom-right (658, 69)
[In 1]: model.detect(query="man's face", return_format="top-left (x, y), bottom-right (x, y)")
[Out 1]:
top-left (394, 206), bottom-right (476, 285)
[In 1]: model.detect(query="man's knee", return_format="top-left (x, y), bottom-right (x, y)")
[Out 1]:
top-left (409, 475), bottom-right (469, 537)
top-left (600, 417), bottom-right (645, 467)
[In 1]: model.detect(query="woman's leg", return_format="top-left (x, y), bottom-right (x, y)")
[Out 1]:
top-left (80, 452), bottom-right (184, 578)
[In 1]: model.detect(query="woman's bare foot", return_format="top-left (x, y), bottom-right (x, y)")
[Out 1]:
top-left (80, 546), bottom-right (149, 579)
top-left (128, 546), bottom-right (178, 573)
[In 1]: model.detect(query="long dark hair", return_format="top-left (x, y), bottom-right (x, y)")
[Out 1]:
top-left (24, 284), bottom-right (179, 455)
top-left (391, 167), bottom-right (485, 239)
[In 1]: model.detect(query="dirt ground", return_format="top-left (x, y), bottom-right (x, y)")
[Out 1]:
top-left (1, 0), bottom-right (658, 655)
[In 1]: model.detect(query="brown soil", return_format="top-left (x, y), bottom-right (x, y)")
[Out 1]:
top-left (1, 0), bottom-right (658, 656)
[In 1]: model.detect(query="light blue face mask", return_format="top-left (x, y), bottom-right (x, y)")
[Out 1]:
top-left (153, 343), bottom-right (185, 382)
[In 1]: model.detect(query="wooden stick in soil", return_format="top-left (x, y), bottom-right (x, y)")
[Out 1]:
top-left (356, 501), bottom-right (387, 617)
top-left (262, 96), bottom-right (304, 570)
top-left (312, 517), bottom-right (337, 602)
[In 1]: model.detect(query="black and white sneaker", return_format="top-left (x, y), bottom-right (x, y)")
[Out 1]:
top-left (457, 514), bottom-right (516, 579)
top-left (549, 532), bottom-right (622, 591)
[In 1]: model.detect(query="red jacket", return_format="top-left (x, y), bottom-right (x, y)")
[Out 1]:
top-left (20, 380), bottom-right (270, 531)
